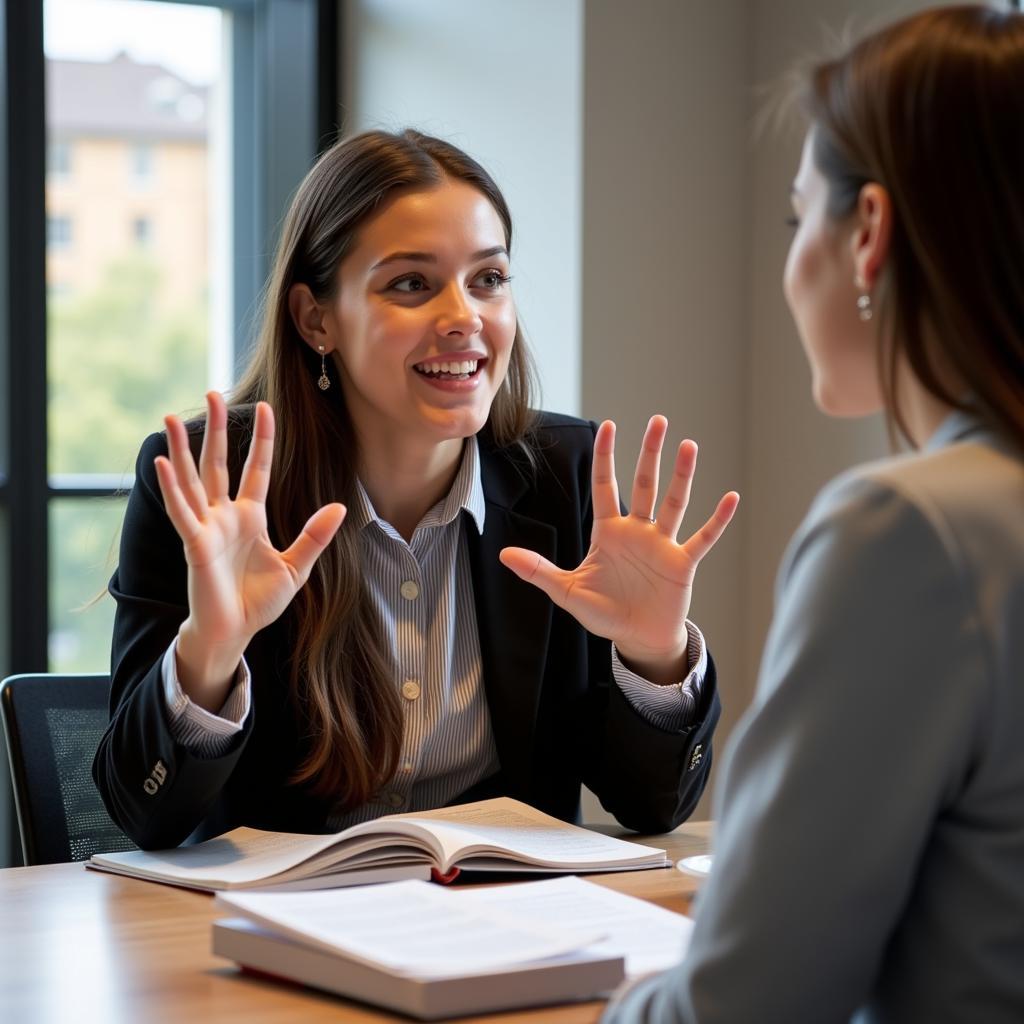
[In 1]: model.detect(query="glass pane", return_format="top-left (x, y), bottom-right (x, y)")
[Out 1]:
top-left (44, 0), bottom-right (229, 477)
top-left (49, 498), bottom-right (127, 673)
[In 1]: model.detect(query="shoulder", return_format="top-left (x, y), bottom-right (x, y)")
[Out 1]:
top-left (133, 404), bottom-right (257, 482)
top-left (776, 437), bottom-right (1024, 664)
top-left (477, 410), bottom-right (598, 516)
top-left (798, 434), bottom-right (1024, 583)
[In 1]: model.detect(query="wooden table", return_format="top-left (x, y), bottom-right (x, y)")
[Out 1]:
top-left (0, 822), bottom-right (712, 1023)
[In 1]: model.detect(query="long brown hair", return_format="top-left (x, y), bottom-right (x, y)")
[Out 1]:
top-left (232, 129), bottom-right (537, 807)
top-left (801, 5), bottom-right (1024, 449)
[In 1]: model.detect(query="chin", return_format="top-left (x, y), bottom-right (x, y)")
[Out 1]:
top-left (421, 405), bottom-right (491, 441)
top-left (813, 379), bottom-right (883, 419)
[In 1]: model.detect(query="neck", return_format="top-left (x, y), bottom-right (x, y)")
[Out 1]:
top-left (895, 357), bottom-right (960, 448)
top-left (357, 430), bottom-right (465, 542)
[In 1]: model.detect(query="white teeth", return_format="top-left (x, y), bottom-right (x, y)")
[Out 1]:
top-left (414, 358), bottom-right (481, 376)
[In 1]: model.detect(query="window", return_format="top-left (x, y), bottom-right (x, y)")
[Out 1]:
top-left (1, 0), bottom-right (335, 864)
top-left (130, 142), bottom-right (153, 183)
top-left (46, 214), bottom-right (72, 247)
top-left (47, 139), bottom-right (72, 178)
top-left (131, 215), bottom-right (151, 246)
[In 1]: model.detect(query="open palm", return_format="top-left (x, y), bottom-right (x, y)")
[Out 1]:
top-left (154, 393), bottom-right (344, 694)
top-left (500, 417), bottom-right (738, 679)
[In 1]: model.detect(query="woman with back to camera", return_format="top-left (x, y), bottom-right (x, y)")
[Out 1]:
top-left (604, 5), bottom-right (1024, 1022)
top-left (93, 129), bottom-right (739, 848)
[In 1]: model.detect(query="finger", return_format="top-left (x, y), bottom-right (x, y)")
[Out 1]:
top-left (164, 413), bottom-right (208, 520)
top-left (198, 391), bottom-right (230, 503)
top-left (499, 547), bottom-right (574, 609)
top-left (656, 439), bottom-right (698, 540)
top-left (153, 455), bottom-right (202, 545)
top-left (237, 401), bottom-right (275, 504)
top-left (630, 415), bottom-right (667, 521)
top-left (683, 491), bottom-right (741, 566)
top-left (280, 503), bottom-right (347, 585)
top-left (591, 420), bottom-right (621, 520)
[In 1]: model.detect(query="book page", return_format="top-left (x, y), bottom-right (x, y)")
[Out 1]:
top-left (456, 876), bottom-right (694, 977)
top-left (90, 827), bottom-right (355, 886)
top-left (216, 879), bottom-right (604, 977)
top-left (381, 798), bottom-right (667, 871)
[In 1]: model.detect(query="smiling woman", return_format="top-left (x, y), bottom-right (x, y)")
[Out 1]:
top-left (93, 129), bottom-right (737, 850)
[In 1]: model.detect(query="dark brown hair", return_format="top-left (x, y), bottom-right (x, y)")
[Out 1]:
top-left (232, 129), bottom-right (537, 807)
top-left (801, 5), bottom-right (1024, 448)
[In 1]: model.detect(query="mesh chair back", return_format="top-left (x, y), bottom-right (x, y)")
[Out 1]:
top-left (0, 674), bottom-right (136, 865)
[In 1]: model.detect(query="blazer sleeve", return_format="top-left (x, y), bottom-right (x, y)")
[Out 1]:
top-left (602, 471), bottom-right (990, 1023)
top-left (575, 420), bottom-right (720, 834)
top-left (589, 644), bottom-right (719, 833)
top-left (92, 431), bottom-right (254, 850)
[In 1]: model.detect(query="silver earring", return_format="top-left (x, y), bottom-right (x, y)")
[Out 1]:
top-left (317, 345), bottom-right (330, 390)
top-left (855, 278), bottom-right (873, 322)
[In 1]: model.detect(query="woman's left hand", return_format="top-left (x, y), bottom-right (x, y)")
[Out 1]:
top-left (499, 416), bottom-right (739, 685)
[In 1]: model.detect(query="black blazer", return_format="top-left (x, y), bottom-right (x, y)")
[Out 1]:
top-left (94, 412), bottom-right (720, 849)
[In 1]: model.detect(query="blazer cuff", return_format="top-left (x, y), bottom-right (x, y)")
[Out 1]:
top-left (162, 638), bottom-right (251, 755)
top-left (612, 620), bottom-right (707, 731)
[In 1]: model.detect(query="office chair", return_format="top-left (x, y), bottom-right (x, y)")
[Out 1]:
top-left (0, 673), bottom-right (136, 865)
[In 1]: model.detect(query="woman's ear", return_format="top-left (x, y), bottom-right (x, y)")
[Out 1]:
top-left (850, 183), bottom-right (892, 290)
top-left (288, 283), bottom-right (331, 352)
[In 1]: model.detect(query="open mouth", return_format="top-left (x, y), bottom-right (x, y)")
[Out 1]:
top-left (412, 358), bottom-right (487, 382)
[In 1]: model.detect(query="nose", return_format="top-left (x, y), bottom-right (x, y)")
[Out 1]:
top-left (434, 282), bottom-right (483, 337)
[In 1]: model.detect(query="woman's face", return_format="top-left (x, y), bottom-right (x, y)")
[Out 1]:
top-left (783, 133), bottom-right (881, 417)
top-left (325, 179), bottom-right (517, 449)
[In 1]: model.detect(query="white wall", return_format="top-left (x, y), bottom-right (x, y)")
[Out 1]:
top-left (341, 0), bottom-right (584, 416)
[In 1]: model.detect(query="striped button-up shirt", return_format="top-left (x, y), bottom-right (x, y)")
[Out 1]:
top-left (163, 437), bottom-right (706, 826)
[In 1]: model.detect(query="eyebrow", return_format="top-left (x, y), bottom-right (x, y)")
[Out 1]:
top-left (371, 245), bottom-right (508, 270)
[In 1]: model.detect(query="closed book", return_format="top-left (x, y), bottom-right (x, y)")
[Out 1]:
top-left (212, 918), bottom-right (624, 1020)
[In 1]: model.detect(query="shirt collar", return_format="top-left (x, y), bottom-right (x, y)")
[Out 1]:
top-left (924, 407), bottom-right (987, 452)
top-left (349, 436), bottom-right (486, 536)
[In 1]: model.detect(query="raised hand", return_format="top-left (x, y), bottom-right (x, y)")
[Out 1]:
top-left (154, 391), bottom-right (345, 710)
top-left (499, 417), bottom-right (738, 685)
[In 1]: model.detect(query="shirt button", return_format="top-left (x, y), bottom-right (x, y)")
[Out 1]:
top-left (386, 791), bottom-right (405, 808)
top-left (401, 678), bottom-right (421, 701)
top-left (400, 580), bottom-right (420, 600)
top-left (402, 761), bottom-right (413, 773)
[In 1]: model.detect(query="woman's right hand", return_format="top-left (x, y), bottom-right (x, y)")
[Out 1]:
top-left (154, 391), bottom-right (345, 712)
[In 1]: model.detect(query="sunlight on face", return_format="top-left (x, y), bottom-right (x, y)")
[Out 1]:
top-left (783, 133), bottom-right (882, 418)
top-left (325, 180), bottom-right (517, 452)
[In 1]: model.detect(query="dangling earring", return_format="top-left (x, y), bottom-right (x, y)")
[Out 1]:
top-left (855, 277), bottom-right (873, 322)
top-left (317, 345), bottom-right (331, 391)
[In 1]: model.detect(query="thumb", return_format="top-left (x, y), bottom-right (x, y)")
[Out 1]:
top-left (499, 547), bottom-right (571, 608)
top-left (282, 503), bottom-right (347, 584)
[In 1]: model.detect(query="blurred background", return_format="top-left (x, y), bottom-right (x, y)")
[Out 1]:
top-left (0, 0), bottom-right (1001, 863)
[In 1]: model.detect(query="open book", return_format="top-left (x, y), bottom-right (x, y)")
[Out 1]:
top-left (212, 876), bottom-right (694, 1019)
top-left (87, 797), bottom-right (668, 892)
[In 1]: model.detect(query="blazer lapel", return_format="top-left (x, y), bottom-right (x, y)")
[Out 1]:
top-left (467, 439), bottom-right (557, 791)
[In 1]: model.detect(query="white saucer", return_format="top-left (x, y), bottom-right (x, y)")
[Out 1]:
top-left (676, 854), bottom-right (713, 878)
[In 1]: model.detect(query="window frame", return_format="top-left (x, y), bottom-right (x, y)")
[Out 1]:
top-left (1, 0), bottom-right (337, 679)
top-left (0, 0), bottom-right (338, 866)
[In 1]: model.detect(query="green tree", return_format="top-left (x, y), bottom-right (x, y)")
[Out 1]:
top-left (48, 257), bottom-right (208, 671)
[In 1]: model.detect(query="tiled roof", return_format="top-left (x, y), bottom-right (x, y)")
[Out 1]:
top-left (48, 52), bottom-right (208, 141)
